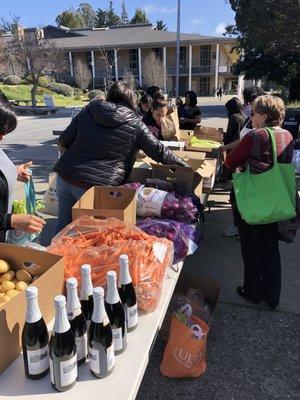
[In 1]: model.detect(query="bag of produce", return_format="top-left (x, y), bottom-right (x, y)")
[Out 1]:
top-left (160, 305), bottom-right (209, 378)
top-left (48, 217), bottom-right (174, 312)
top-left (137, 219), bottom-right (203, 263)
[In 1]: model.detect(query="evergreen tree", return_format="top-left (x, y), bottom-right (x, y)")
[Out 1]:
top-left (130, 8), bottom-right (150, 25)
top-left (156, 20), bottom-right (167, 31)
top-left (106, 0), bottom-right (121, 26)
top-left (120, 1), bottom-right (129, 25)
top-left (95, 9), bottom-right (108, 28)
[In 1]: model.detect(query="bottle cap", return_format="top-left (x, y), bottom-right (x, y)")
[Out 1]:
top-left (66, 277), bottom-right (78, 288)
top-left (93, 287), bottom-right (104, 298)
top-left (54, 295), bottom-right (66, 308)
top-left (25, 286), bottom-right (38, 299)
top-left (81, 264), bottom-right (91, 275)
top-left (107, 270), bottom-right (117, 280)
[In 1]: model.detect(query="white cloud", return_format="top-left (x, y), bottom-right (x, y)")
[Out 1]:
top-left (143, 4), bottom-right (177, 14)
top-left (192, 18), bottom-right (203, 25)
top-left (215, 22), bottom-right (227, 35)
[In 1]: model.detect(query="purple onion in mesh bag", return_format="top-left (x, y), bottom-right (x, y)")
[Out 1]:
top-left (137, 219), bottom-right (201, 263)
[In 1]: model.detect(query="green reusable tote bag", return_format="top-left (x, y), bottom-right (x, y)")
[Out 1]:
top-left (233, 128), bottom-right (296, 225)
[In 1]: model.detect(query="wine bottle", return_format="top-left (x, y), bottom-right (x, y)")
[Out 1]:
top-left (66, 278), bottom-right (87, 365)
top-left (88, 287), bottom-right (115, 379)
top-left (105, 271), bottom-right (127, 355)
top-left (49, 295), bottom-right (77, 392)
top-left (22, 286), bottom-right (49, 380)
top-left (118, 255), bottom-right (138, 332)
top-left (80, 264), bottom-right (94, 327)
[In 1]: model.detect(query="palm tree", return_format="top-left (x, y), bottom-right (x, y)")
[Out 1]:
top-left (156, 20), bottom-right (167, 31)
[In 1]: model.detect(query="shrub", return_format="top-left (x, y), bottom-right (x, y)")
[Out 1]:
top-left (58, 75), bottom-right (78, 88)
top-left (47, 83), bottom-right (74, 97)
top-left (3, 75), bottom-right (21, 85)
top-left (36, 86), bottom-right (53, 95)
top-left (24, 75), bottom-right (53, 87)
top-left (88, 89), bottom-right (105, 100)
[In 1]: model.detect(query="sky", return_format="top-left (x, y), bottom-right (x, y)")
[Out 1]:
top-left (0, 0), bottom-right (235, 36)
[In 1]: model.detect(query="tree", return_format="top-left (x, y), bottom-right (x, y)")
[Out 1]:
top-left (0, 15), bottom-right (20, 33)
top-left (55, 9), bottom-right (86, 28)
top-left (78, 3), bottom-right (96, 27)
top-left (143, 52), bottom-right (164, 88)
top-left (120, 2), bottom-right (129, 25)
top-left (156, 20), bottom-right (167, 31)
top-left (74, 58), bottom-right (91, 90)
top-left (226, 0), bottom-right (300, 100)
top-left (106, 0), bottom-right (121, 26)
top-left (3, 35), bottom-right (67, 108)
top-left (130, 8), bottom-right (150, 25)
top-left (95, 9), bottom-right (108, 28)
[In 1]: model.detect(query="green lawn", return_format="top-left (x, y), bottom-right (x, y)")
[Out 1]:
top-left (0, 84), bottom-right (88, 107)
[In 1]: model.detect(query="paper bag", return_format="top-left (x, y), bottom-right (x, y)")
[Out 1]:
top-left (161, 107), bottom-right (180, 140)
top-left (40, 173), bottom-right (58, 216)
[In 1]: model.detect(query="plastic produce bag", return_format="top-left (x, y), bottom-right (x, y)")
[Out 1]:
top-left (48, 217), bottom-right (174, 312)
top-left (190, 136), bottom-right (222, 149)
top-left (136, 186), bottom-right (199, 223)
top-left (137, 219), bottom-right (203, 263)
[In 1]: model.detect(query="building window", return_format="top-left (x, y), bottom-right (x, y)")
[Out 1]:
top-left (199, 76), bottom-right (210, 95)
top-left (200, 45), bottom-right (211, 66)
top-left (129, 49), bottom-right (138, 70)
top-left (153, 48), bottom-right (163, 61)
top-left (86, 52), bottom-right (93, 71)
top-left (179, 46), bottom-right (187, 67)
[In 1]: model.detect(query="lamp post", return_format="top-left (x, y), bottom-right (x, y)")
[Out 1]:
top-left (175, 0), bottom-right (181, 98)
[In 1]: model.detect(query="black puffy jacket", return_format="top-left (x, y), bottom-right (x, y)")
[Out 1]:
top-left (54, 100), bottom-right (187, 188)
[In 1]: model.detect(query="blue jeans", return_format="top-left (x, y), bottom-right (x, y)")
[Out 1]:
top-left (55, 175), bottom-right (87, 235)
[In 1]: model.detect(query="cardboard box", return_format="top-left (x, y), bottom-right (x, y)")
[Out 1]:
top-left (0, 244), bottom-right (64, 373)
top-left (72, 186), bottom-right (137, 225)
top-left (151, 158), bottom-right (204, 196)
top-left (194, 125), bottom-right (224, 143)
top-left (200, 158), bottom-right (218, 193)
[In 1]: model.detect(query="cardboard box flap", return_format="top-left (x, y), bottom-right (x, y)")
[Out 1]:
top-left (198, 160), bottom-right (216, 178)
top-left (94, 186), bottom-right (136, 210)
top-left (172, 150), bottom-right (206, 170)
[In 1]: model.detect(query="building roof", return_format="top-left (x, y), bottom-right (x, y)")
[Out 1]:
top-left (49, 24), bottom-right (235, 51)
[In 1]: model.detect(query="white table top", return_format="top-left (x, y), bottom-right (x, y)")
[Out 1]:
top-left (0, 262), bottom-right (183, 400)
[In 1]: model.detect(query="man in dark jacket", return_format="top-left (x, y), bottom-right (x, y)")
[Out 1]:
top-left (54, 81), bottom-right (188, 233)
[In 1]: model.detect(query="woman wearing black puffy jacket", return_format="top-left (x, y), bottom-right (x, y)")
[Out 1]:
top-left (54, 81), bottom-right (188, 233)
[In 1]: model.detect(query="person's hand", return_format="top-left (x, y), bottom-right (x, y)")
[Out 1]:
top-left (11, 214), bottom-right (46, 233)
top-left (17, 161), bottom-right (32, 182)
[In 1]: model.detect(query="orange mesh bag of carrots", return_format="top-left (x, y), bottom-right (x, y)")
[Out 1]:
top-left (47, 217), bottom-right (174, 312)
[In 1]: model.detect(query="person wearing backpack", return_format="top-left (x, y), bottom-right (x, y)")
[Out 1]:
top-left (225, 95), bottom-right (294, 309)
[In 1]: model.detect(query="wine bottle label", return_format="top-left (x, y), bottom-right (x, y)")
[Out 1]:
top-left (112, 327), bottom-right (123, 351)
top-left (60, 355), bottom-right (77, 387)
top-left (88, 347), bottom-right (100, 374)
top-left (75, 334), bottom-right (87, 361)
top-left (107, 345), bottom-right (115, 372)
top-left (27, 345), bottom-right (49, 375)
top-left (49, 358), bottom-right (54, 384)
top-left (126, 304), bottom-right (138, 329)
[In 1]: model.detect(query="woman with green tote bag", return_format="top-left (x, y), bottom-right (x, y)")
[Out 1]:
top-left (225, 95), bottom-right (295, 309)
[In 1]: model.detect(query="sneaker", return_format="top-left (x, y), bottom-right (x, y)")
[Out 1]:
top-left (223, 225), bottom-right (239, 237)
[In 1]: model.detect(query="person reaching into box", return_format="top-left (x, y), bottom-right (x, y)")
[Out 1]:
top-left (54, 81), bottom-right (188, 233)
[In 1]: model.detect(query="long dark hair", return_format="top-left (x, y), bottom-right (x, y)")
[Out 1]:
top-left (225, 97), bottom-right (243, 117)
top-left (243, 86), bottom-right (264, 104)
top-left (185, 90), bottom-right (197, 107)
top-left (151, 95), bottom-right (168, 111)
top-left (106, 81), bottom-right (136, 110)
top-left (0, 93), bottom-right (17, 135)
